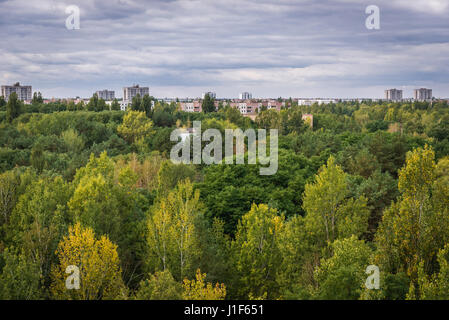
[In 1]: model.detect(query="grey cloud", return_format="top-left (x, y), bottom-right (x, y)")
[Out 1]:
top-left (0, 0), bottom-right (448, 98)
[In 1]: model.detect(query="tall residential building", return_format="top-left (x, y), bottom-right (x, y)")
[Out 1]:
top-left (95, 90), bottom-right (115, 101)
top-left (123, 84), bottom-right (149, 102)
top-left (414, 88), bottom-right (433, 101)
top-left (202, 91), bottom-right (216, 99)
top-left (385, 89), bottom-right (403, 101)
top-left (1, 82), bottom-right (32, 101)
top-left (239, 92), bottom-right (252, 100)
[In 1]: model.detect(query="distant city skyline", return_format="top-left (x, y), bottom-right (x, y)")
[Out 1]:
top-left (1, 0), bottom-right (449, 98)
top-left (1, 81), bottom-right (441, 101)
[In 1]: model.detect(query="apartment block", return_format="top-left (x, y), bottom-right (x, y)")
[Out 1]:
top-left (123, 84), bottom-right (149, 102)
top-left (414, 88), bottom-right (433, 101)
top-left (96, 89), bottom-right (115, 101)
top-left (385, 89), bottom-right (403, 101)
top-left (1, 82), bottom-right (32, 101)
top-left (239, 92), bottom-right (252, 100)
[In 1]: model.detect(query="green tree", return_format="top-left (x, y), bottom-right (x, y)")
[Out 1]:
top-left (135, 270), bottom-right (183, 300)
top-left (231, 203), bottom-right (284, 299)
top-left (182, 269), bottom-right (226, 300)
top-left (0, 170), bottom-right (20, 227)
top-left (131, 94), bottom-right (143, 111)
top-left (8, 176), bottom-right (72, 273)
top-left (374, 145), bottom-right (449, 298)
top-left (61, 128), bottom-right (84, 153)
top-left (313, 236), bottom-right (372, 300)
top-left (303, 156), bottom-right (369, 243)
top-left (157, 160), bottom-right (196, 198)
top-left (202, 93), bottom-right (215, 113)
top-left (147, 179), bottom-right (203, 281)
top-left (419, 243), bottom-right (449, 299)
top-left (117, 110), bottom-right (153, 144)
top-left (141, 94), bottom-right (153, 116)
top-left (50, 223), bottom-right (126, 300)
top-left (111, 99), bottom-right (121, 111)
top-left (0, 95), bottom-right (6, 108)
top-left (6, 92), bottom-right (21, 123)
top-left (0, 248), bottom-right (42, 299)
top-left (32, 92), bottom-right (43, 104)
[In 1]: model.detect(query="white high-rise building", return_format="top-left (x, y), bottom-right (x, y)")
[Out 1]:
top-left (385, 89), bottom-right (403, 101)
top-left (414, 88), bottom-right (432, 101)
top-left (1, 82), bottom-right (32, 101)
top-left (239, 92), bottom-right (252, 100)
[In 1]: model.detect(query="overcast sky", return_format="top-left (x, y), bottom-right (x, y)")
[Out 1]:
top-left (1, 0), bottom-right (449, 99)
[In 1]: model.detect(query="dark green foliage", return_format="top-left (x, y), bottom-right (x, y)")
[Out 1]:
top-left (6, 92), bottom-right (21, 123)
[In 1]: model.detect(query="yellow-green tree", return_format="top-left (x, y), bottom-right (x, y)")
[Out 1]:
top-left (147, 179), bottom-right (203, 281)
top-left (68, 174), bottom-right (121, 238)
top-left (302, 156), bottom-right (369, 244)
top-left (117, 110), bottom-right (153, 144)
top-left (231, 203), bottom-right (284, 299)
top-left (50, 223), bottom-right (126, 300)
top-left (135, 270), bottom-right (183, 300)
top-left (182, 269), bottom-right (226, 300)
top-left (374, 145), bottom-right (449, 299)
top-left (313, 235), bottom-right (372, 300)
top-left (8, 176), bottom-right (72, 291)
top-left (419, 243), bottom-right (449, 299)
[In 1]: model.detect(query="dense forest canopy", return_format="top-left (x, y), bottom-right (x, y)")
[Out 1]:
top-left (1, 95), bottom-right (449, 300)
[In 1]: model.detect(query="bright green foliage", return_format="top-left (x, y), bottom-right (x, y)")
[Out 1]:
top-left (374, 145), bottom-right (449, 298)
top-left (69, 174), bottom-right (121, 238)
top-left (231, 203), bottom-right (284, 299)
top-left (303, 156), bottom-right (369, 243)
top-left (117, 110), bottom-right (153, 144)
top-left (8, 176), bottom-right (72, 291)
top-left (73, 151), bottom-right (115, 185)
top-left (313, 236), bottom-right (372, 300)
top-left (61, 128), bottom-right (84, 153)
top-left (69, 152), bottom-right (148, 287)
top-left (147, 179), bottom-right (203, 281)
